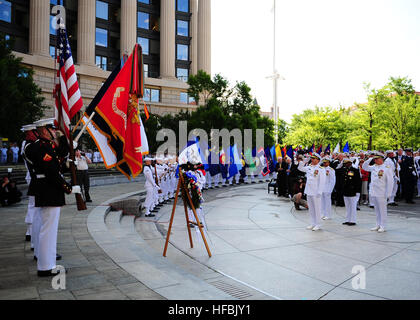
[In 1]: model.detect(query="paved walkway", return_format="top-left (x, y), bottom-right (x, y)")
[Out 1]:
top-left (0, 182), bottom-right (165, 300)
top-left (0, 181), bottom-right (419, 300)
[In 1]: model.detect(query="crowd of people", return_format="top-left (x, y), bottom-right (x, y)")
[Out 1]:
top-left (271, 148), bottom-right (419, 232)
top-left (0, 143), bottom-right (20, 165)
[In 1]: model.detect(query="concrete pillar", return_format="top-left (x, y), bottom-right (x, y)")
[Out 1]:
top-left (121, 0), bottom-right (138, 57)
top-left (160, 0), bottom-right (176, 79)
top-left (77, 0), bottom-right (96, 65)
top-left (198, 0), bottom-right (211, 74)
top-left (190, 0), bottom-right (198, 75)
top-left (29, 0), bottom-right (50, 56)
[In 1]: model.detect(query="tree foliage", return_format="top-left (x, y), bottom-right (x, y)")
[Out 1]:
top-left (284, 77), bottom-right (419, 150)
top-left (0, 35), bottom-right (46, 142)
top-left (144, 70), bottom-right (275, 153)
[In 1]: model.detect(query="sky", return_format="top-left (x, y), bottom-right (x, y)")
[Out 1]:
top-left (211, 0), bottom-right (420, 122)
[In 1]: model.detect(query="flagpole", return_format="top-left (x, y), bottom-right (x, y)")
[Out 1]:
top-left (55, 27), bottom-right (86, 212)
top-left (74, 112), bottom-right (96, 143)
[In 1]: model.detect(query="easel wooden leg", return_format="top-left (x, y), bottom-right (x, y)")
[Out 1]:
top-left (163, 178), bottom-right (181, 257)
top-left (163, 172), bottom-right (212, 258)
top-left (182, 195), bottom-right (194, 249)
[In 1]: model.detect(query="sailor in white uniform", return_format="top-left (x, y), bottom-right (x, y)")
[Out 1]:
top-left (362, 153), bottom-right (394, 233)
top-left (143, 157), bottom-right (159, 217)
top-left (321, 157), bottom-right (336, 220)
top-left (297, 153), bottom-right (326, 231)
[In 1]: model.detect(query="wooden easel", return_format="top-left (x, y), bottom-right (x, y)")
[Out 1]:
top-left (163, 171), bottom-right (212, 258)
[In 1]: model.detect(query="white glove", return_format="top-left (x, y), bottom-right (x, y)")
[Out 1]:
top-left (71, 186), bottom-right (81, 194)
top-left (73, 141), bottom-right (78, 149)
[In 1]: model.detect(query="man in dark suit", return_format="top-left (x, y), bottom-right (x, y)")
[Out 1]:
top-left (275, 157), bottom-right (288, 197)
top-left (400, 149), bottom-right (417, 204)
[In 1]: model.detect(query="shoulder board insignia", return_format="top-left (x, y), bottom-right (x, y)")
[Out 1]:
top-left (43, 154), bottom-right (53, 162)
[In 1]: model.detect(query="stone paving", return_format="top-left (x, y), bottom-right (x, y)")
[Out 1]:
top-left (0, 180), bottom-right (419, 300)
top-left (0, 182), bottom-right (165, 300)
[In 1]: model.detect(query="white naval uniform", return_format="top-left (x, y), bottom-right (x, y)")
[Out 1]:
top-left (38, 207), bottom-right (61, 271)
top-left (362, 161), bottom-right (394, 229)
top-left (321, 166), bottom-right (336, 219)
top-left (384, 157), bottom-right (399, 204)
top-left (143, 166), bottom-right (158, 215)
top-left (298, 161), bottom-right (326, 228)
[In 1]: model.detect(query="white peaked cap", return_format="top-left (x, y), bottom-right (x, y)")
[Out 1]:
top-left (34, 118), bottom-right (55, 128)
top-left (21, 124), bottom-right (37, 132)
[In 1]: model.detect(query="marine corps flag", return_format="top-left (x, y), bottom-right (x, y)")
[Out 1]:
top-left (81, 44), bottom-right (148, 179)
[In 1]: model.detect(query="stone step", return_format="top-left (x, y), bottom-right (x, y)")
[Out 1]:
top-left (92, 204), bottom-right (233, 300)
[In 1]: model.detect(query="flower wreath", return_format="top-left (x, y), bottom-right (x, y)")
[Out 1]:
top-left (181, 171), bottom-right (204, 209)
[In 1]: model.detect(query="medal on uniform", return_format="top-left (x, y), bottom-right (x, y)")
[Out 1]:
top-left (378, 170), bottom-right (384, 178)
top-left (314, 170), bottom-right (319, 177)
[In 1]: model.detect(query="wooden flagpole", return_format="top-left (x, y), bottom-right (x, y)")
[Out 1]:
top-left (163, 171), bottom-right (211, 258)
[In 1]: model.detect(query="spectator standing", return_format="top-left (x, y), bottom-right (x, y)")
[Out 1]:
top-left (75, 149), bottom-right (92, 203)
top-left (11, 144), bottom-right (19, 164)
top-left (1, 145), bottom-right (8, 164)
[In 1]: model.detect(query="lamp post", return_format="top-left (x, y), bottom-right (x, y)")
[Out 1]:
top-left (266, 0), bottom-right (285, 145)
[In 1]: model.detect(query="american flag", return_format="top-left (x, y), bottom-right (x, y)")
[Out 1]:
top-left (54, 27), bottom-right (83, 138)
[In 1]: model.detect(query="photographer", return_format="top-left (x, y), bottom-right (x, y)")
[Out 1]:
top-left (1, 175), bottom-right (22, 206)
top-left (75, 149), bottom-right (92, 203)
top-left (291, 177), bottom-right (308, 210)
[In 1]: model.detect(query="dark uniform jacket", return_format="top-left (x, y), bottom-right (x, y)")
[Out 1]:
top-left (337, 166), bottom-right (362, 197)
top-left (401, 156), bottom-right (417, 182)
top-left (22, 139), bottom-right (38, 197)
top-left (25, 138), bottom-right (72, 207)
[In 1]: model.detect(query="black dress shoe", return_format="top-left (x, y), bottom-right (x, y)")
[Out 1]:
top-left (34, 254), bottom-right (62, 262)
top-left (342, 222), bottom-right (350, 225)
top-left (145, 214), bottom-right (156, 218)
top-left (37, 268), bottom-right (67, 277)
top-left (86, 199), bottom-right (93, 203)
top-left (31, 248), bottom-right (34, 251)
top-left (347, 223), bottom-right (357, 226)
top-left (25, 235), bottom-right (31, 242)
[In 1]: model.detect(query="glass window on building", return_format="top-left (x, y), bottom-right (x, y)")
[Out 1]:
top-left (144, 64), bottom-right (148, 78)
top-left (50, 15), bottom-right (57, 35)
top-left (180, 92), bottom-right (188, 104)
top-left (177, 20), bottom-right (189, 37)
top-left (138, 11), bottom-right (149, 29)
top-left (177, 68), bottom-right (189, 82)
top-left (0, 0), bottom-right (11, 23)
top-left (50, 46), bottom-right (56, 58)
top-left (138, 0), bottom-right (150, 4)
top-left (50, 0), bottom-right (58, 5)
top-left (96, 28), bottom-right (108, 47)
top-left (96, 55), bottom-right (108, 71)
top-left (144, 88), bottom-right (151, 101)
top-left (137, 37), bottom-right (149, 55)
top-left (151, 89), bottom-right (160, 102)
top-left (96, 1), bottom-right (109, 20)
top-left (177, 44), bottom-right (189, 61)
top-left (177, 0), bottom-right (189, 13)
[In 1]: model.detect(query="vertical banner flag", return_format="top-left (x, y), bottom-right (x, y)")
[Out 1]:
top-left (81, 44), bottom-right (147, 179)
top-left (54, 27), bottom-right (83, 138)
top-left (333, 143), bottom-right (340, 154)
top-left (343, 142), bottom-right (350, 153)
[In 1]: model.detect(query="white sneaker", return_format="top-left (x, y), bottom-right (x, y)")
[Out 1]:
top-left (323, 217), bottom-right (331, 220)
top-left (370, 226), bottom-right (380, 232)
top-left (306, 225), bottom-right (315, 230)
top-left (312, 226), bottom-right (321, 231)
top-left (378, 227), bottom-right (386, 233)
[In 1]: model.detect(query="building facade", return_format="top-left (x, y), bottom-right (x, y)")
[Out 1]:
top-left (0, 0), bottom-right (211, 119)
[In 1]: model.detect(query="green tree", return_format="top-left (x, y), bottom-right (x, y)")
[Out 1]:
top-left (0, 35), bottom-right (46, 142)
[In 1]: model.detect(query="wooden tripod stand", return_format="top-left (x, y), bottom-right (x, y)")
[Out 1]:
top-left (163, 171), bottom-right (212, 258)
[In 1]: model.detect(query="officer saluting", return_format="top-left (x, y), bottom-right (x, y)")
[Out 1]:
top-left (297, 153), bottom-right (326, 231)
top-left (25, 119), bottom-right (81, 277)
top-left (362, 152), bottom-right (394, 233)
top-left (339, 158), bottom-right (362, 226)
